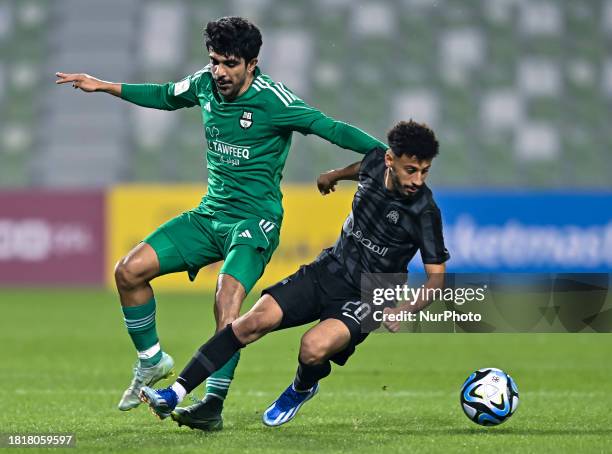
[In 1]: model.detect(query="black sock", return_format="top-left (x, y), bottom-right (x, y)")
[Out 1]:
top-left (293, 359), bottom-right (332, 391)
top-left (176, 324), bottom-right (244, 394)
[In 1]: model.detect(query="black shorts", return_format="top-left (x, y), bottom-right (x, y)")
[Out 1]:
top-left (262, 252), bottom-right (369, 366)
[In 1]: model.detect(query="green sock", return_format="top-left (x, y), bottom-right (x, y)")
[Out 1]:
top-left (205, 351), bottom-right (241, 400)
top-left (122, 297), bottom-right (163, 368)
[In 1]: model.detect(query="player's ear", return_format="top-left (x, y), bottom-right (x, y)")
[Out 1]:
top-left (384, 150), bottom-right (394, 168)
top-left (246, 58), bottom-right (258, 73)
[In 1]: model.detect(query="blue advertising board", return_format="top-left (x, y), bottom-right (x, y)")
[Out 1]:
top-left (412, 192), bottom-right (612, 273)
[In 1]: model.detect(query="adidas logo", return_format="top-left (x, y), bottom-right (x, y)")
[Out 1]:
top-left (204, 101), bottom-right (211, 112)
top-left (238, 229), bottom-right (252, 239)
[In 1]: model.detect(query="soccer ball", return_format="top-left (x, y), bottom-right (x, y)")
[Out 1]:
top-left (460, 367), bottom-right (519, 426)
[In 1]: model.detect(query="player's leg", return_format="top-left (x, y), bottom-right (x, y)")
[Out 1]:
top-left (262, 319), bottom-right (351, 426)
top-left (203, 272), bottom-right (245, 405)
top-left (187, 219), bottom-right (279, 427)
top-left (114, 239), bottom-right (177, 411)
top-left (182, 294), bottom-right (285, 390)
top-left (116, 213), bottom-right (222, 411)
top-left (139, 294), bottom-right (284, 421)
top-left (294, 319), bottom-right (351, 388)
top-left (144, 256), bottom-right (322, 424)
top-left (115, 240), bottom-right (173, 364)
top-left (141, 244), bottom-right (267, 423)
top-left (183, 245), bottom-right (266, 428)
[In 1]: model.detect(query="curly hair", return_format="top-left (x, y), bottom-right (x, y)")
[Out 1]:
top-left (387, 120), bottom-right (439, 160)
top-left (204, 16), bottom-right (263, 62)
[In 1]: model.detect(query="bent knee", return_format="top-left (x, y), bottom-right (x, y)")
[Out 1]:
top-left (114, 259), bottom-right (148, 291)
top-left (299, 336), bottom-right (331, 365)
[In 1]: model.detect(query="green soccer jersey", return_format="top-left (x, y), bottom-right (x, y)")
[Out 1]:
top-left (121, 66), bottom-right (386, 224)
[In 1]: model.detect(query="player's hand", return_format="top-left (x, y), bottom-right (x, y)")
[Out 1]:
top-left (382, 307), bottom-right (401, 333)
top-left (317, 170), bottom-right (338, 195)
top-left (55, 72), bottom-right (105, 92)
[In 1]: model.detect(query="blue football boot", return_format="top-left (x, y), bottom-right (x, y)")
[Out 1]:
top-left (139, 386), bottom-right (178, 420)
top-left (262, 383), bottom-right (319, 427)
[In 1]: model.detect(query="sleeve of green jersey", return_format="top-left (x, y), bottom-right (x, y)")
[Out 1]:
top-left (271, 97), bottom-right (387, 154)
top-left (121, 68), bottom-right (206, 111)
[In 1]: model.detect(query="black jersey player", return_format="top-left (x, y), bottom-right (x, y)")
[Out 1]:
top-left (140, 120), bottom-right (450, 428)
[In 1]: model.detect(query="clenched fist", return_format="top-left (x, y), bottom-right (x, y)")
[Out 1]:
top-left (317, 170), bottom-right (338, 195)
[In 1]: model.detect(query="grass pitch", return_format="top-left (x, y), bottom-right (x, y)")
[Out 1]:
top-left (1, 289), bottom-right (611, 453)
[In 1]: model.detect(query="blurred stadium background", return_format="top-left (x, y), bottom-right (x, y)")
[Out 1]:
top-left (2, 3), bottom-right (612, 451)
top-left (0, 0), bottom-right (611, 289)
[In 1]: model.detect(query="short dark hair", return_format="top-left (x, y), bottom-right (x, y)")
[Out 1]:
top-left (204, 16), bottom-right (262, 62)
top-left (387, 120), bottom-right (439, 161)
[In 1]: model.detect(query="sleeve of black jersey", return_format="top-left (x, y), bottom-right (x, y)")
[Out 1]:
top-left (358, 147), bottom-right (386, 183)
top-left (418, 206), bottom-right (451, 264)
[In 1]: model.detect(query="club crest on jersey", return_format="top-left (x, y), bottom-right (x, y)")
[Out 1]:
top-left (386, 210), bottom-right (399, 225)
top-left (239, 111), bottom-right (253, 129)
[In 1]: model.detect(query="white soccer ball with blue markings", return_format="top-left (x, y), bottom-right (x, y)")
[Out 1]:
top-left (460, 368), bottom-right (519, 426)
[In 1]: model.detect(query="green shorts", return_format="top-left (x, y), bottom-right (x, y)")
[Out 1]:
top-left (143, 210), bottom-right (280, 294)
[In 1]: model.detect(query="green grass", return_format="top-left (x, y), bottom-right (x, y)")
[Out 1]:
top-left (2, 289), bottom-right (612, 453)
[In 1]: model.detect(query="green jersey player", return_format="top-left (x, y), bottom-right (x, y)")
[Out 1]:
top-left (56, 16), bottom-right (386, 429)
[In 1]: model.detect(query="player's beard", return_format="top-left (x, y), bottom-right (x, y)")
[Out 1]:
top-left (217, 73), bottom-right (249, 101)
top-left (216, 80), bottom-right (237, 99)
top-left (388, 167), bottom-right (415, 198)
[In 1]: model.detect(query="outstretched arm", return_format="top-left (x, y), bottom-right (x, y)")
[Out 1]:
top-left (270, 93), bottom-right (387, 153)
top-left (316, 160), bottom-right (362, 195)
top-left (55, 71), bottom-right (200, 111)
top-left (308, 115), bottom-right (387, 154)
top-left (55, 72), bottom-right (122, 96)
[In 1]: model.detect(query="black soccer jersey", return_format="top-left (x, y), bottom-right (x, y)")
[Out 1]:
top-left (326, 147), bottom-right (450, 288)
